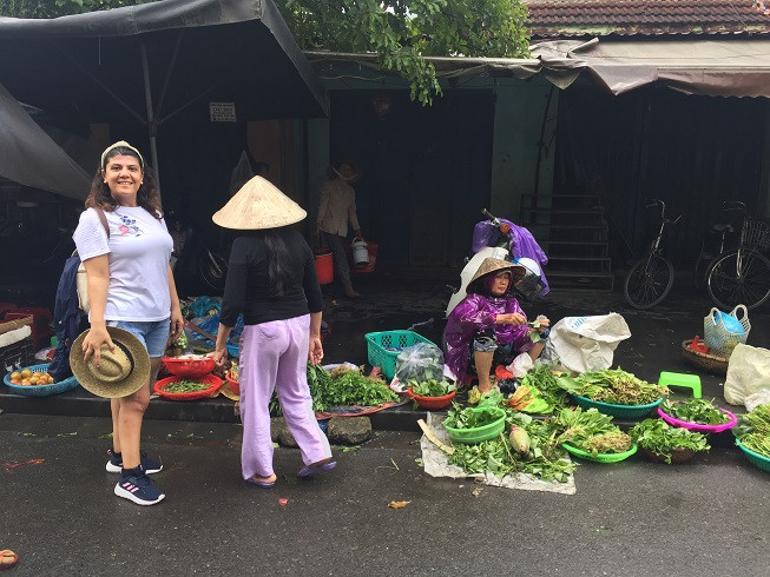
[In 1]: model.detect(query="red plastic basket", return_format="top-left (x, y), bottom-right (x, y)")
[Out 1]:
top-left (162, 356), bottom-right (215, 378)
top-left (225, 374), bottom-right (240, 396)
top-left (407, 387), bottom-right (456, 410)
top-left (154, 374), bottom-right (223, 401)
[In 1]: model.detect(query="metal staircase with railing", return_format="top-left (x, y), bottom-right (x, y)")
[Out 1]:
top-left (520, 193), bottom-right (614, 290)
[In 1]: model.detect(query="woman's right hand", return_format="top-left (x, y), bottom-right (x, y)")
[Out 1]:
top-left (208, 348), bottom-right (228, 366)
top-left (82, 325), bottom-right (115, 367)
top-left (496, 313), bottom-right (526, 326)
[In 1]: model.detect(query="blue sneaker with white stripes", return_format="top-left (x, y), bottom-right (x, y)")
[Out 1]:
top-left (105, 449), bottom-right (163, 475)
top-left (114, 469), bottom-right (165, 506)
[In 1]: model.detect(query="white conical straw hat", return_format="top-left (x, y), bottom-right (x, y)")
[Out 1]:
top-left (212, 175), bottom-right (307, 230)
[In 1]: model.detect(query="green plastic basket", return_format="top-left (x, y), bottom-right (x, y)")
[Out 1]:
top-left (573, 395), bottom-right (664, 420)
top-left (364, 330), bottom-right (435, 380)
top-left (736, 438), bottom-right (770, 474)
top-left (443, 407), bottom-right (507, 444)
top-left (561, 442), bottom-right (638, 463)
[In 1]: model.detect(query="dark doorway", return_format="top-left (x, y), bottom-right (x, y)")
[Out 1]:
top-left (554, 83), bottom-right (767, 266)
top-left (329, 90), bottom-right (495, 271)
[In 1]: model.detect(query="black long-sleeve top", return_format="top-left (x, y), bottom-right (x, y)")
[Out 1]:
top-left (220, 228), bottom-right (323, 327)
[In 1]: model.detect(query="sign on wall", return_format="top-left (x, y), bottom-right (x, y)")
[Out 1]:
top-left (209, 102), bottom-right (237, 123)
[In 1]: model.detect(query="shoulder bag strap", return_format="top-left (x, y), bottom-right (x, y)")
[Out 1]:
top-left (95, 207), bottom-right (110, 238)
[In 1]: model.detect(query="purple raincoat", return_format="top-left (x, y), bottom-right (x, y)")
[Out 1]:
top-left (443, 291), bottom-right (532, 381)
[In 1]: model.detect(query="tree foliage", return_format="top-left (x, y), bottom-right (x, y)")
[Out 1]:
top-left (277, 0), bottom-right (530, 104)
top-left (0, 0), bottom-right (530, 105)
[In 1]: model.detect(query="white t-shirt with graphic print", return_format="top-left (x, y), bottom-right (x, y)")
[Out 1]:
top-left (73, 206), bottom-right (173, 322)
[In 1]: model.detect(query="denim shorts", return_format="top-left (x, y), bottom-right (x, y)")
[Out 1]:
top-left (107, 319), bottom-right (170, 358)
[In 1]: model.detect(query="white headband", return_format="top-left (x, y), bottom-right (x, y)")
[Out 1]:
top-left (100, 140), bottom-right (144, 169)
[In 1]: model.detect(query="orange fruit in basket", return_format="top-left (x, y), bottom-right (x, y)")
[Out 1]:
top-left (21, 379), bottom-right (31, 386)
top-left (10, 371), bottom-right (20, 381)
top-left (10, 377), bottom-right (20, 385)
top-left (20, 368), bottom-right (32, 379)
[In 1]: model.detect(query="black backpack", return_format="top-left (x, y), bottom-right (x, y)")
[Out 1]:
top-left (48, 209), bottom-right (109, 382)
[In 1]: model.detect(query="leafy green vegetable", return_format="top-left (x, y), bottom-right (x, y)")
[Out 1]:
top-left (447, 420), bottom-right (576, 483)
top-left (409, 379), bottom-right (456, 397)
top-left (629, 419), bottom-right (710, 464)
top-left (557, 368), bottom-right (668, 405)
top-left (306, 364), bottom-right (397, 412)
top-left (735, 403), bottom-right (770, 458)
top-left (444, 404), bottom-right (502, 430)
top-left (552, 407), bottom-right (631, 455)
top-left (662, 398), bottom-right (729, 425)
top-left (519, 364), bottom-right (570, 409)
top-left (164, 380), bottom-right (209, 394)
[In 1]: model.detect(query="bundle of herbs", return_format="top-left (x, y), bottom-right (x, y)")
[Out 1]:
top-left (305, 364), bottom-right (398, 413)
top-left (734, 403), bottom-right (770, 458)
top-left (409, 379), bottom-right (456, 397)
top-left (661, 398), bottom-right (730, 425)
top-left (629, 418), bottom-right (710, 464)
top-left (557, 368), bottom-right (668, 405)
top-left (443, 403), bottom-right (502, 430)
top-left (163, 380), bottom-right (209, 394)
top-left (519, 364), bottom-right (570, 409)
top-left (447, 415), bottom-right (575, 482)
top-left (553, 407), bottom-right (632, 455)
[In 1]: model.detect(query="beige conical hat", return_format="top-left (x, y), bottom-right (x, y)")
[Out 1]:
top-left (212, 175), bottom-right (307, 230)
top-left (69, 327), bottom-right (151, 399)
top-left (469, 257), bottom-right (526, 286)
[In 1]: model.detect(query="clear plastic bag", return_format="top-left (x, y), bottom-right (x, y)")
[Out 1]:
top-left (394, 342), bottom-right (445, 385)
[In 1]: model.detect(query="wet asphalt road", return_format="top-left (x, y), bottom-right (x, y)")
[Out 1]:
top-left (1, 413), bottom-right (768, 577)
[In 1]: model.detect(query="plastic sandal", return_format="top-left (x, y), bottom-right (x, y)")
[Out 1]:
top-left (297, 460), bottom-right (337, 479)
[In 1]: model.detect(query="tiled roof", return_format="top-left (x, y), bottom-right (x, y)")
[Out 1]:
top-left (525, 0), bottom-right (770, 38)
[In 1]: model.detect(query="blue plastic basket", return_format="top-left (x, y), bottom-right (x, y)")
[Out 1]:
top-left (736, 438), bottom-right (770, 474)
top-left (3, 363), bottom-right (80, 397)
top-left (364, 330), bottom-right (435, 380)
top-left (573, 395), bottom-right (664, 420)
top-left (226, 343), bottom-right (240, 358)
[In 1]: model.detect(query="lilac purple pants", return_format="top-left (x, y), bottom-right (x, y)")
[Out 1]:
top-left (239, 314), bottom-right (332, 480)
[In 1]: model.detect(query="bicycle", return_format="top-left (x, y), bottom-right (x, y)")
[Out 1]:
top-left (623, 199), bottom-right (681, 309)
top-left (706, 201), bottom-right (770, 310)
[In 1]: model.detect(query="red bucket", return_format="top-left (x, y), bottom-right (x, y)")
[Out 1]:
top-left (314, 250), bottom-right (334, 285)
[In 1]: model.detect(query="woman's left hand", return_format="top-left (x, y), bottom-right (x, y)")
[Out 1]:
top-left (170, 307), bottom-right (184, 341)
top-left (308, 335), bottom-right (324, 365)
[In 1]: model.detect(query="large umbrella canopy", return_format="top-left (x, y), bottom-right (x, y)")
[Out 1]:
top-left (0, 0), bottom-right (327, 190)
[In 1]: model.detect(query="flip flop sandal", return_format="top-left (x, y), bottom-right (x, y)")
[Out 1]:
top-left (246, 475), bottom-right (276, 489)
top-left (0, 550), bottom-right (18, 571)
top-left (297, 460), bottom-right (337, 479)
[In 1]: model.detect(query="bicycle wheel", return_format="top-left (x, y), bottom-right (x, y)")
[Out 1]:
top-left (707, 250), bottom-right (770, 310)
top-left (624, 254), bottom-right (675, 309)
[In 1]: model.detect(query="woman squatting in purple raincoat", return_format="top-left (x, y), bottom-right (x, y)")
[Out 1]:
top-left (443, 258), bottom-right (550, 392)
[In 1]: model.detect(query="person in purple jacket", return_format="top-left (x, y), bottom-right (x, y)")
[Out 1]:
top-left (444, 258), bottom-right (550, 393)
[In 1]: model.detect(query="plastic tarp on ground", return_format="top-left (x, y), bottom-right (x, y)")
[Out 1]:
top-left (0, 83), bottom-right (91, 199)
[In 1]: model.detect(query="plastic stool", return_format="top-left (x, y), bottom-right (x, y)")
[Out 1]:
top-left (658, 371), bottom-right (702, 399)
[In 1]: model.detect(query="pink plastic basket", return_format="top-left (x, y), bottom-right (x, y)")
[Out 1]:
top-left (657, 406), bottom-right (738, 433)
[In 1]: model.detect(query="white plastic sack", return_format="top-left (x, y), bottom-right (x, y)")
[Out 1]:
top-left (507, 352), bottom-right (534, 378)
top-left (544, 313), bottom-right (631, 374)
top-left (723, 344), bottom-right (770, 407)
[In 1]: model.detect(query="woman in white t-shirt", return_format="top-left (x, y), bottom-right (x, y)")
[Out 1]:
top-left (73, 141), bottom-right (183, 506)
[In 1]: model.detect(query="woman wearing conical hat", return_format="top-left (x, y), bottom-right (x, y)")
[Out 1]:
top-left (209, 176), bottom-right (334, 487)
top-left (444, 258), bottom-right (551, 393)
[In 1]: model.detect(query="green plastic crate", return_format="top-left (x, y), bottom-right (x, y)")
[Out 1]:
top-left (364, 330), bottom-right (435, 380)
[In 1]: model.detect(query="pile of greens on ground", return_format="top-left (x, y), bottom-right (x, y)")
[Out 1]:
top-left (557, 368), bottom-right (669, 405)
top-left (735, 403), bottom-right (770, 458)
top-left (305, 364), bottom-right (398, 413)
top-left (662, 398), bottom-right (729, 425)
top-left (552, 407), bottom-right (632, 455)
top-left (518, 364), bottom-right (570, 410)
top-left (164, 380), bottom-right (209, 394)
top-left (447, 413), bottom-right (576, 483)
top-left (409, 379), bottom-right (456, 397)
top-left (630, 418), bottom-right (710, 464)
